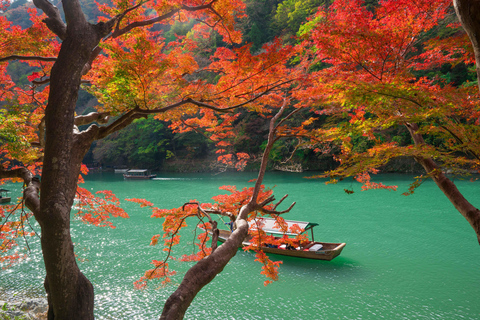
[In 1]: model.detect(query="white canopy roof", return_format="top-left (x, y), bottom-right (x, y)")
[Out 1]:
top-left (248, 217), bottom-right (316, 236)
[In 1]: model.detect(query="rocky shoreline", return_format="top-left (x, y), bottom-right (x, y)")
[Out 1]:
top-left (0, 298), bottom-right (47, 320)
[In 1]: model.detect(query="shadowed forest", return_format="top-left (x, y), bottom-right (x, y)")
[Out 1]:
top-left (3, 0), bottom-right (475, 172)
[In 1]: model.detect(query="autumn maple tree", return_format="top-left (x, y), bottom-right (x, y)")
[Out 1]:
top-left (126, 102), bottom-right (309, 318)
top-left (0, 0), bottom-right (302, 319)
top-left (296, 0), bottom-right (480, 242)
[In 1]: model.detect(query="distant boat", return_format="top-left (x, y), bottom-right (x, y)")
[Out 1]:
top-left (123, 169), bottom-right (156, 179)
top-left (201, 217), bottom-right (346, 261)
top-left (0, 189), bottom-right (11, 204)
top-left (114, 169), bottom-right (129, 173)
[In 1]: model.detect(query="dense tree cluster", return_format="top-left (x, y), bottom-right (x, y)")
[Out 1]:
top-left (2, 0), bottom-right (476, 173)
top-left (0, 1), bottom-right (473, 173)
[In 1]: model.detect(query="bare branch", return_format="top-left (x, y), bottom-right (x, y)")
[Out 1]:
top-left (280, 139), bottom-right (302, 164)
top-left (0, 55), bottom-right (57, 63)
top-left (31, 78), bottom-right (50, 85)
top-left (203, 209), bottom-right (235, 222)
top-left (112, 0), bottom-right (219, 38)
top-left (112, 0), bottom-right (149, 35)
top-left (251, 98), bottom-right (289, 202)
top-left (274, 107), bottom-right (303, 132)
top-left (182, 202), bottom-right (213, 222)
top-left (183, 202), bottom-right (220, 252)
top-left (113, 9), bottom-right (180, 38)
top-left (257, 201), bottom-right (296, 216)
top-left (257, 195), bottom-right (275, 208)
top-left (438, 123), bottom-right (480, 161)
top-left (0, 168), bottom-right (40, 216)
top-left (255, 193), bottom-right (296, 215)
top-left (75, 112), bottom-right (110, 126)
top-left (161, 202), bottom-right (251, 319)
top-left (272, 194), bottom-right (289, 211)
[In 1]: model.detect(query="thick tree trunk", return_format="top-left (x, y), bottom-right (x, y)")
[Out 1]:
top-left (406, 123), bottom-right (480, 244)
top-left (35, 12), bottom-right (102, 319)
top-left (453, 0), bottom-right (480, 93)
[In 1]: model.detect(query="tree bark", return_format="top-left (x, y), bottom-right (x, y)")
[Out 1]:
top-left (406, 123), bottom-right (480, 244)
top-left (33, 1), bottom-right (106, 318)
top-left (453, 0), bottom-right (480, 93)
top-left (159, 205), bottom-right (252, 320)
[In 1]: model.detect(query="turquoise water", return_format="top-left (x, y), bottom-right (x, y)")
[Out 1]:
top-left (1, 172), bottom-right (480, 319)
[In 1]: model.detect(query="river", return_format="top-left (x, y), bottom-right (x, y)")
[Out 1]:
top-left (1, 172), bottom-right (479, 319)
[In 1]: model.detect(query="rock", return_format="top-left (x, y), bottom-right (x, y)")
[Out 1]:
top-left (0, 298), bottom-right (48, 320)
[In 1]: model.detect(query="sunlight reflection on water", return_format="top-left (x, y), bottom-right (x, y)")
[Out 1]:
top-left (1, 173), bottom-right (480, 319)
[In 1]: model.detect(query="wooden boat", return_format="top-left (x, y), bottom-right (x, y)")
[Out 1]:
top-left (0, 189), bottom-right (11, 204)
top-left (123, 169), bottom-right (156, 179)
top-left (202, 217), bottom-right (346, 261)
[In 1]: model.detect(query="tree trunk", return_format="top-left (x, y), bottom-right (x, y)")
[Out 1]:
top-left (453, 0), bottom-right (480, 93)
top-left (406, 123), bottom-right (480, 244)
top-left (159, 206), bottom-right (252, 320)
top-left (36, 17), bottom-right (102, 320)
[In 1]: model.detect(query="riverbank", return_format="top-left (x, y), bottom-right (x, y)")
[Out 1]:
top-left (0, 298), bottom-right (47, 320)
top-left (99, 156), bottom-right (425, 174)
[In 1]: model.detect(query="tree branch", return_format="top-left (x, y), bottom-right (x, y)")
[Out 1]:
top-left (0, 168), bottom-right (40, 216)
top-left (32, 0), bottom-right (67, 40)
top-left (438, 123), bottom-right (480, 161)
top-left (91, 88), bottom-right (282, 141)
top-left (251, 99), bottom-right (289, 202)
top-left (406, 122), bottom-right (480, 244)
top-left (160, 202), bottom-right (252, 320)
top-left (112, 0), bottom-right (220, 38)
top-left (257, 201), bottom-right (296, 216)
top-left (112, 9), bottom-right (179, 38)
top-left (160, 100), bottom-right (303, 318)
top-left (255, 194), bottom-right (296, 215)
top-left (0, 55), bottom-right (57, 63)
top-left (94, 107), bottom-right (147, 140)
top-left (182, 202), bottom-right (220, 252)
top-left (74, 112), bottom-right (110, 126)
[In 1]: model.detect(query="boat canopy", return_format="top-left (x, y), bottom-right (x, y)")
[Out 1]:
top-left (126, 169), bottom-right (149, 173)
top-left (0, 189), bottom-right (9, 193)
top-left (249, 217), bottom-right (318, 236)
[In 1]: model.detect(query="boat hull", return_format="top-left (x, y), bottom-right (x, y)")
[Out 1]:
top-left (123, 175), bottom-right (156, 179)
top-left (0, 197), bottom-right (11, 204)
top-left (209, 229), bottom-right (346, 261)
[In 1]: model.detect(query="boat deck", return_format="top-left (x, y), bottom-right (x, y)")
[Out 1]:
top-left (211, 228), bottom-right (345, 261)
